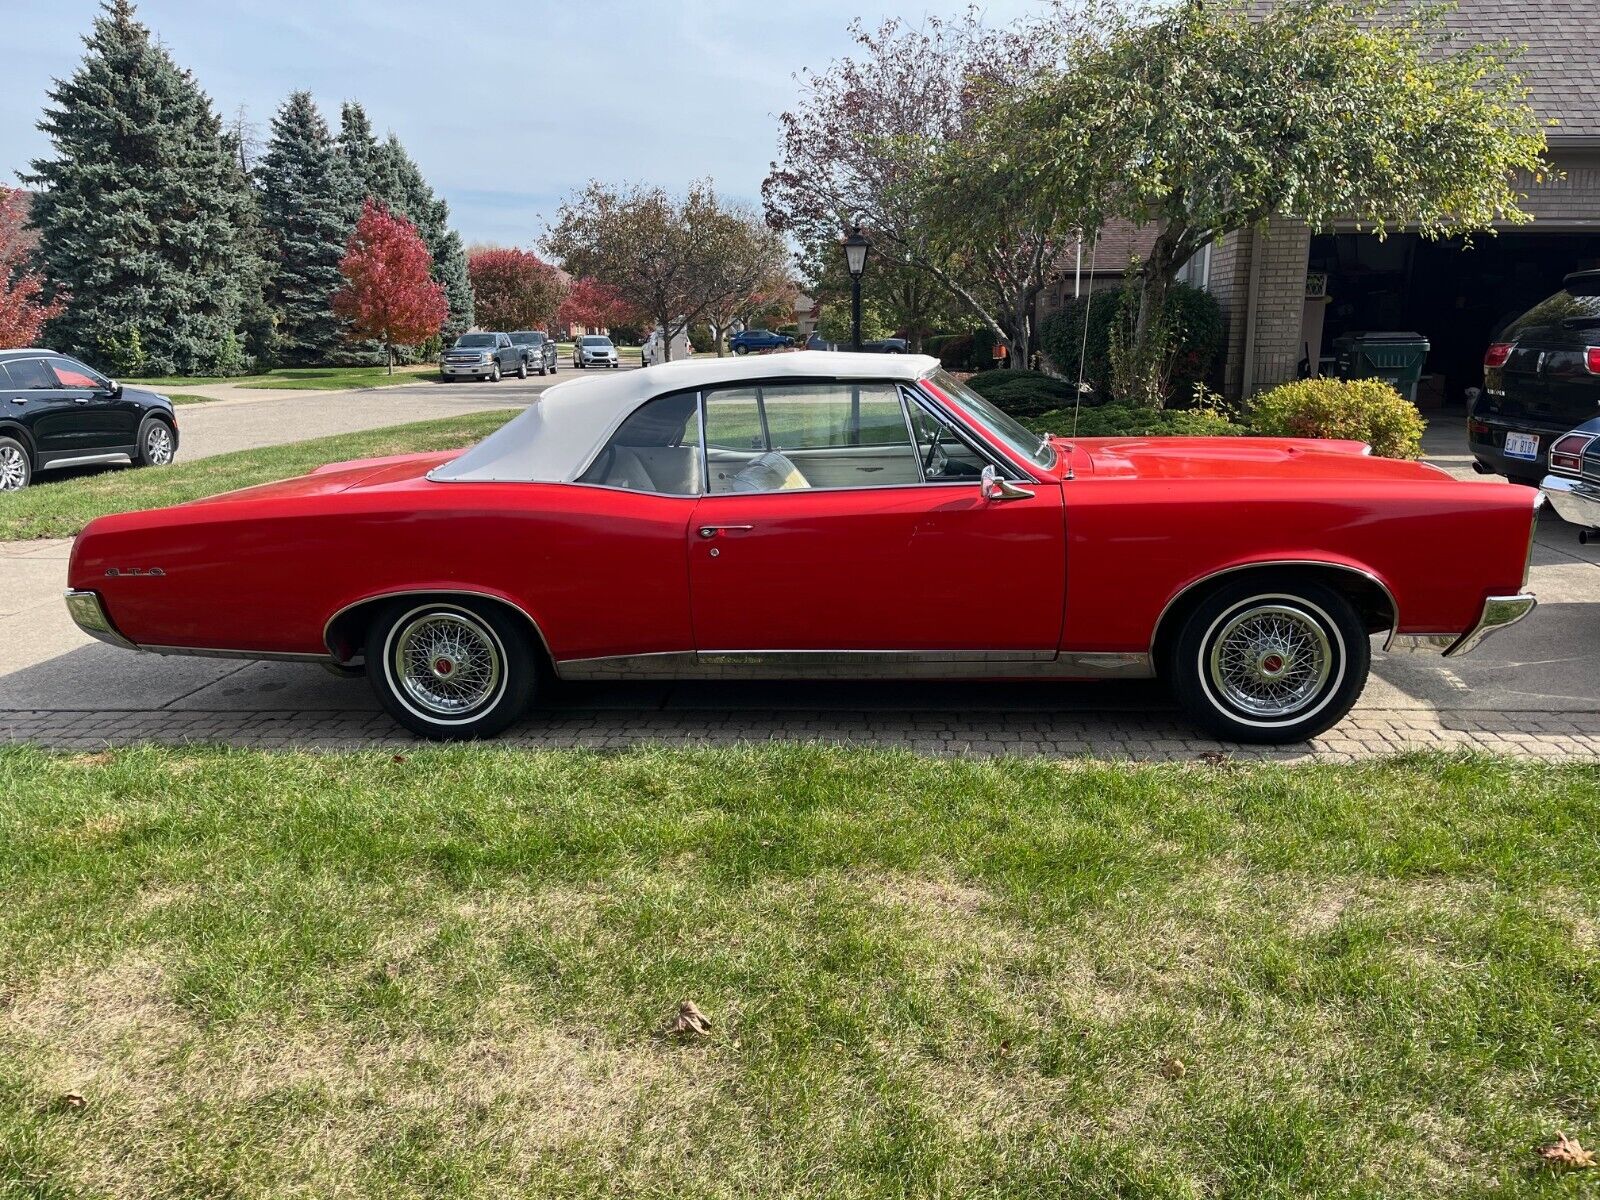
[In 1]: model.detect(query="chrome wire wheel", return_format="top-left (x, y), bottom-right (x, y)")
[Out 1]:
top-left (389, 609), bottom-right (504, 721)
top-left (144, 422), bottom-right (174, 465)
top-left (1206, 603), bottom-right (1333, 720)
top-left (0, 442), bottom-right (26, 491)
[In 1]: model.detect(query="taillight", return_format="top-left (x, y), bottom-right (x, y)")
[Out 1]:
top-left (1550, 432), bottom-right (1595, 475)
top-left (1484, 342), bottom-right (1514, 368)
top-left (1585, 347), bottom-right (1600, 375)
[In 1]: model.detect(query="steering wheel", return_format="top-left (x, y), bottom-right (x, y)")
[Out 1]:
top-left (922, 432), bottom-right (949, 478)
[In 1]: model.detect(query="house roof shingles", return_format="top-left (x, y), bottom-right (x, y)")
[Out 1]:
top-left (1439, 0), bottom-right (1600, 141)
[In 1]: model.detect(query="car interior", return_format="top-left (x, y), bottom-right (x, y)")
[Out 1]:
top-left (576, 381), bottom-right (993, 496)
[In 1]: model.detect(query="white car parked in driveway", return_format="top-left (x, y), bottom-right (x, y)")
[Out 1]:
top-left (573, 335), bottom-right (620, 369)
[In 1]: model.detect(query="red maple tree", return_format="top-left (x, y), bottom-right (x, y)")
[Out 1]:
top-left (0, 187), bottom-right (65, 350)
top-left (331, 199), bottom-right (447, 372)
top-left (557, 276), bottom-right (635, 334)
top-left (467, 247), bottom-right (565, 332)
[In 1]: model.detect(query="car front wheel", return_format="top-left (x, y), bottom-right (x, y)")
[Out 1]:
top-left (136, 416), bottom-right (176, 467)
top-left (1169, 579), bottom-right (1369, 744)
top-left (516, 359), bottom-right (528, 379)
top-left (366, 598), bottom-right (537, 740)
top-left (0, 435), bottom-right (31, 491)
top-left (490, 362), bottom-right (502, 382)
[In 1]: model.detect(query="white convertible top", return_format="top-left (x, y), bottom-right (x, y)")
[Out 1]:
top-left (432, 351), bottom-right (940, 484)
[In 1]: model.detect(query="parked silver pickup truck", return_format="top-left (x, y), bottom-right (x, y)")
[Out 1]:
top-left (441, 332), bottom-right (524, 381)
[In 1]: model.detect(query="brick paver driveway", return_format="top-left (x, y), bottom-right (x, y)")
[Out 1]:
top-left (3, 421), bottom-right (1597, 760)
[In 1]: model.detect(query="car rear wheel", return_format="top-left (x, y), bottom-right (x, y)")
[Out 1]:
top-left (366, 598), bottom-right (537, 740)
top-left (135, 416), bottom-right (176, 468)
top-left (1169, 579), bottom-right (1369, 744)
top-left (0, 436), bottom-right (31, 491)
top-left (734, 345), bottom-right (749, 355)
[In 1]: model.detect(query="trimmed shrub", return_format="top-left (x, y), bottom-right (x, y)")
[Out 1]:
top-left (1249, 377), bottom-right (1425, 459)
top-left (1026, 404), bottom-right (1245, 439)
top-left (965, 368), bottom-right (1080, 417)
top-left (938, 334), bottom-right (974, 370)
top-left (1040, 282), bottom-right (1223, 407)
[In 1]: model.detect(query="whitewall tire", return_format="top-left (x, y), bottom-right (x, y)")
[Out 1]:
top-left (1169, 579), bottom-right (1369, 744)
top-left (365, 599), bottom-right (537, 740)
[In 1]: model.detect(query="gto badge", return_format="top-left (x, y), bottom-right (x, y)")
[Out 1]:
top-left (105, 567), bottom-right (166, 577)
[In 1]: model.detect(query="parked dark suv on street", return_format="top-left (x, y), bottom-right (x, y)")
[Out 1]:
top-left (1470, 270), bottom-right (1600, 485)
top-left (509, 330), bottom-right (558, 376)
top-left (0, 348), bottom-right (178, 491)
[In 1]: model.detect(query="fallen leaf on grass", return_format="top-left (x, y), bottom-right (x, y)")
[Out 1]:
top-left (392, 755), bottom-right (407, 764)
top-left (57, 1092), bottom-right (86, 1113)
top-left (1539, 1133), bottom-right (1596, 1170)
top-left (71, 752), bottom-right (115, 767)
top-left (1197, 751), bottom-right (1230, 766)
top-left (382, 961), bottom-right (401, 982)
top-left (667, 999), bottom-right (713, 1038)
top-left (1160, 1056), bottom-right (1186, 1080)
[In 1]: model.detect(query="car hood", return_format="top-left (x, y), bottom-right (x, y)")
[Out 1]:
top-left (121, 385), bottom-right (173, 408)
top-left (1072, 436), bottom-right (1448, 483)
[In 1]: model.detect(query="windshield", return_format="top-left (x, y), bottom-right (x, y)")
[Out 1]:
top-left (923, 369), bottom-right (1057, 471)
top-left (510, 332), bottom-right (544, 345)
top-left (579, 336), bottom-right (612, 348)
top-left (455, 334), bottom-right (497, 348)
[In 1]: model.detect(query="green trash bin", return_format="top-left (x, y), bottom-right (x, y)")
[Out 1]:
top-left (1332, 331), bottom-right (1430, 401)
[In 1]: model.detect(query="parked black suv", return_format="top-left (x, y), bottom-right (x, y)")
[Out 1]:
top-left (0, 349), bottom-right (178, 491)
top-left (1470, 270), bottom-right (1600, 485)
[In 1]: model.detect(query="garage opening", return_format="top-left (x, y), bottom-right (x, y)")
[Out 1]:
top-left (1306, 230), bottom-right (1600, 410)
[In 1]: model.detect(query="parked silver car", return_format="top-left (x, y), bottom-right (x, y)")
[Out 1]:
top-left (442, 332), bottom-right (524, 381)
top-left (573, 335), bottom-right (619, 369)
top-left (510, 331), bottom-right (558, 376)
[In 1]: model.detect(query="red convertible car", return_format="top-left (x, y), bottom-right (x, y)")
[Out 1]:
top-left (66, 354), bottom-right (1541, 743)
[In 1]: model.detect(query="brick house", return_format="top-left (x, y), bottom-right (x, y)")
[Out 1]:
top-left (1039, 0), bottom-right (1600, 408)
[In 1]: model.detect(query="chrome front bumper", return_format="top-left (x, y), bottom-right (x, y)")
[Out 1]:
top-left (1541, 474), bottom-right (1600, 530)
top-left (1388, 593), bottom-right (1537, 657)
top-left (64, 589), bottom-right (138, 650)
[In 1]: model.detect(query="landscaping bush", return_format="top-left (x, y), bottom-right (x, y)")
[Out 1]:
top-left (938, 333), bottom-right (974, 370)
top-left (1250, 377), bottom-right (1425, 459)
top-left (964, 368), bottom-right (1080, 417)
top-left (1040, 282), bottom-right (1224, 407)
top-left (1026, 404), bottom-right (1245, 439)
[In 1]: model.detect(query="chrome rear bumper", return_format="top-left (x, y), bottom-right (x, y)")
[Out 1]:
top-left (1541, 474), bottom-right (1600, 530)
top-left (64, 589), bottom-right (138, 650)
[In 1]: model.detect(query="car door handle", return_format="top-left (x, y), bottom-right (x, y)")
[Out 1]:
top-left (73, 397), bottom-right (91, 404)
top-left (698, 524), bottom-right (754, 538)
top-left (8, 397), bottom-right (25, 404)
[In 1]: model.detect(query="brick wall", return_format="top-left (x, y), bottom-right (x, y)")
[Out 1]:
top-left (1210, 218), bottom-right (1312, 399)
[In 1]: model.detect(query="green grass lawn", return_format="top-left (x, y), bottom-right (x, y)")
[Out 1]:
top-left (1, 747), bottom-right (1596, 1197)
top-left (165, 393), bottom-right (214, 406)
top-left (127, 364), bottom-right (440, 391)
top-left (0, 410), bottom-right (515, 541)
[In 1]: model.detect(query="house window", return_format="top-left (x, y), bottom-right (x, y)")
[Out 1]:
top-left (1178, 242), bottom-right (1212, 291)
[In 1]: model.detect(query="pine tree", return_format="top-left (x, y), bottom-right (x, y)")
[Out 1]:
top-left (257, 91), bottom-right (351, 365)
top-left (375, 135), bottom-right (473, 339)
top-left (26, 0), bottom-right (259, 375)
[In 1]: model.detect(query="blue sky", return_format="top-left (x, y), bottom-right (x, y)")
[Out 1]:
top-left (0, 0), bottom-right (1039, 248)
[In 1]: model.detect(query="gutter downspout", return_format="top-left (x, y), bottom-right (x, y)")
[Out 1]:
top-left (1240, 225), bottom-right (1264, 400)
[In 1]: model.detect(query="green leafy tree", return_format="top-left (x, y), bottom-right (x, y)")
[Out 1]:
top-left (256, 91), bottom-right (351, 365)
top-left (994, 0), bottom-right (1549, 406)
top-left (25, 0), bottom-right (260, 375)
top-left (797, 233), bottom-right (957, 352)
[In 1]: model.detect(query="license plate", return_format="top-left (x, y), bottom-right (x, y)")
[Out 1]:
top-left (1504, 432), bottom-right (1540, 461)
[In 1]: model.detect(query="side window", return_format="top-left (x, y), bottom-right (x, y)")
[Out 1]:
top-left (702, 381), bottom-right (921, 493)
top-left (904, 393), bottom-right (991, 481)
top-left (5, 358), bottom-right (58, 389)
top-left (47, 357), bottom-right (103, 389)
top-left (577, 391), bottom-right (701, 495)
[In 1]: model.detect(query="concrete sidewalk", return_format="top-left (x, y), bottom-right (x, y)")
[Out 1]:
top-left (4, 418), bottom-right (1598, 759)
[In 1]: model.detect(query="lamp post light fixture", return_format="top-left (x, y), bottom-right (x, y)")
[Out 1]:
top-left (843, 223), bottom-right (870, 352)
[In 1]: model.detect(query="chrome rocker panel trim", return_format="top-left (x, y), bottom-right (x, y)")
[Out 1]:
top-left (1541, 474), bottom-right (1600, 531)
top-left (555, 649), bottom-right (1154, 681)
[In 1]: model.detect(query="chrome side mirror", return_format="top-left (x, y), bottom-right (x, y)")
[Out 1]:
top-left (981, 464), bottom-right (1033, 502)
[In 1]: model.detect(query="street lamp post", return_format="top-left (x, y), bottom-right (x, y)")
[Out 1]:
top-left (843, 223), bottom-right (870, 352)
